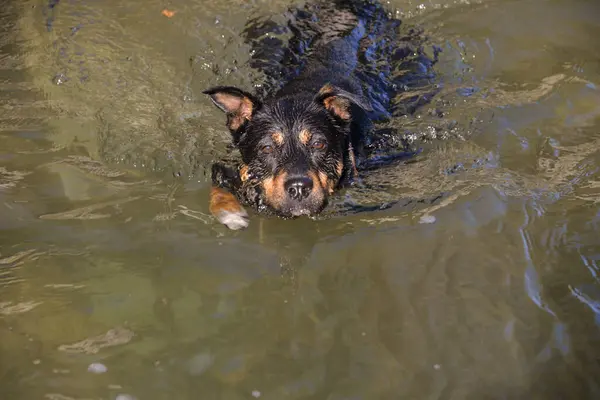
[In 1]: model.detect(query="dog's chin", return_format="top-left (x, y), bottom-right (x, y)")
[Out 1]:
top-left (289, 207), bottom-right (313, 217)
top-left (276, 200), bottom-right (328, 218)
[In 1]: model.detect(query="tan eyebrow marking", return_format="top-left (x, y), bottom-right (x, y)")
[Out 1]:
top-left (299, 129), bottom-right (312, 145)
top-left (271, 131), bottom-right (284, 145)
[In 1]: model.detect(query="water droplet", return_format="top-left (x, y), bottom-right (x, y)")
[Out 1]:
top-left (52, 73), bottom-right (67, 85)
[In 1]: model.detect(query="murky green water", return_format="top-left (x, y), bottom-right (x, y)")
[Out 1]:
top-left (2, 0), bottom-right (600, 398)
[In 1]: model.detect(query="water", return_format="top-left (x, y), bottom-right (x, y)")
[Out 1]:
top-left (1, 0), bottom-right (600, 398)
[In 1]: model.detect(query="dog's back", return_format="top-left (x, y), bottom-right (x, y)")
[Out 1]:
top-left (243, 0), bottom-right (436, 122)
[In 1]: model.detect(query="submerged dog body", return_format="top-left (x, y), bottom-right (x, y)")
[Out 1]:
top-left (204, 0), bottom-right (434, 229)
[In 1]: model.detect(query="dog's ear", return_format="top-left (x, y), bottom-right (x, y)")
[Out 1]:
top-left (203, 86), bottom-right (259, 133)
top-left (314, 83), bottom-right (373, 121)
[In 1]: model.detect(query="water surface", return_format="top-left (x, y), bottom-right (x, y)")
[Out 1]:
top-left (1, 0), bottom-right (600, 398)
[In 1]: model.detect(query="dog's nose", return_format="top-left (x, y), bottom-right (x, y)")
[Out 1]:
top-left (285, 176), bottom-right (313, 201)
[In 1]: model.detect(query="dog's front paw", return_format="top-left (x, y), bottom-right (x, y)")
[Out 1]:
top-left (209, 187), bottom-right (249, 230)
top-left (216, 209), bottom-right (249, 230)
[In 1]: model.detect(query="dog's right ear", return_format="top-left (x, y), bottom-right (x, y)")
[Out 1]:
top-left (203, 86), bottom-right (259, 134)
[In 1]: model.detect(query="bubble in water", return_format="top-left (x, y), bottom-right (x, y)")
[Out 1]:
top-left (52, 73), bottom-right (68, 85)
top-left (87, 363), bottom-right (108, 374)
top-left (115, 395), bottom-right (136, 400)
top-left (252, 390), bottom-right (261, 398)
top-left (188, 352), bottom-right (214, 376)
top-left (419, 215), bottom-right (437, 224)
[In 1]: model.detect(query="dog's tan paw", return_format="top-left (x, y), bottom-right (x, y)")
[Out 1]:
top-left (209, 187), bottom-right (249, 230)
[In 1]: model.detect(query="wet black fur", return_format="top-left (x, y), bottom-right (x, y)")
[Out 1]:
top-left (205, 0), bottom-right (437, 216)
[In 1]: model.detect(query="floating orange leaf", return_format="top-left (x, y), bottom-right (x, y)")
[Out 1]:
top-left (161, 9), bottom-right (176, 18)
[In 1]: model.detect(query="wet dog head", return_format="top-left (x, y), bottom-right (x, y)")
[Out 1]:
top-left (204, 84), bottom-right (370, 217)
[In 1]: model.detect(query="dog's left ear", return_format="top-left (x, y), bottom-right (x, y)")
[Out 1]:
top-left (203, 86), bottom-right (259, 133)
top-left (314, 83), bottom-right (373, 121)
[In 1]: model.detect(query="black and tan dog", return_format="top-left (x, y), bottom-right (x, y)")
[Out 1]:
top-left (204, 0), bottom-right (435, 229)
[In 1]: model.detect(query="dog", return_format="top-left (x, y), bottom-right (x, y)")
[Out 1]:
top-left (203, 0), bottom-right (436, 230)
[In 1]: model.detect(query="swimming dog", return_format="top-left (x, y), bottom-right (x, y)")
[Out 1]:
top-left (204, 0), bottom-right (435, 229)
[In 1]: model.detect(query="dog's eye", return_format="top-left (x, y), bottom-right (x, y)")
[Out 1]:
top-left (311, 140), bottom-right (327, 150)
top-left (260, 145), bottom-right (273, 154)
